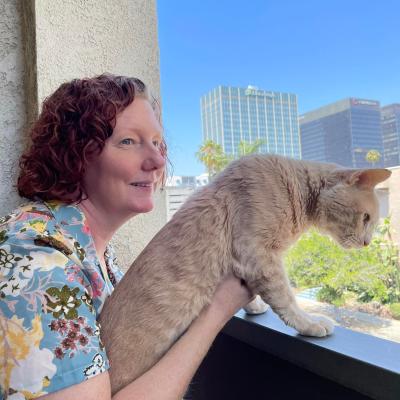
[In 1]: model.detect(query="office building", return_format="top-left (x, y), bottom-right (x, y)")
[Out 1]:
top-left (381, 104), bottom-right (400, 167)
top-left (300, 98), bottom-right (383, 168)
top-left (200, 85), bottom-right (301, 158)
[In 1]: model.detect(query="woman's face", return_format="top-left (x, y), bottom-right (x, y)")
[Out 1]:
top-left (83, 97), bottom-right (165, 219)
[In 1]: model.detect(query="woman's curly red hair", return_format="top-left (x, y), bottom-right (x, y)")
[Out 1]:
top-left (18, 74), bottom-right (167, 203)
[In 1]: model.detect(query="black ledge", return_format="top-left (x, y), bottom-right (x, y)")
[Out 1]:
top-left (213, 309), bottom-right (400, 400)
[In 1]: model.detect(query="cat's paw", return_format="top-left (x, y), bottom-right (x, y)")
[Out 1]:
top-left (243, 295), bottom-right (269, 315)
top-left (297, 314), bottom-right (334, 337)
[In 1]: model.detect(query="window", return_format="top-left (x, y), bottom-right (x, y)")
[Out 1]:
top-left (158, 1), bottom-right (400, 347)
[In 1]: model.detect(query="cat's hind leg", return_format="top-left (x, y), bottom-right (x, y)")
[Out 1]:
top-left (243, 295), bottom-right (269, 314)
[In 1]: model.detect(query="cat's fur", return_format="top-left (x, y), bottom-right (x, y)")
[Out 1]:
top-left (99, 154), bottom-right (391, 394)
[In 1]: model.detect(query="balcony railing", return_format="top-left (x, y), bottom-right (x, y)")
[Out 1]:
top-left (187, 309), bottom-right (400, 400)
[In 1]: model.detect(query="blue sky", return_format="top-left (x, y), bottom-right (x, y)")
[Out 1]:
top-left (157, 0), bottom-right (400, 176)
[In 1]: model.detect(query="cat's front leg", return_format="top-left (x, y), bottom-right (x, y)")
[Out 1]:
top-left (243, 253), bottom-right (334, 337)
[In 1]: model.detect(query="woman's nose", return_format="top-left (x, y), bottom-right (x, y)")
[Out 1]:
top-left (142, 146), bottom-right (166, 171)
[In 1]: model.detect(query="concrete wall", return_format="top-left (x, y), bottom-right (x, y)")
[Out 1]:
top-left (0, 0), bottom-right (167, 270)
top-left (115, 189), bottom-right (167, 269)
top-left (0, 0), bottom-right (28, 214)
top-left (34, 0), bottom-right (161, 105)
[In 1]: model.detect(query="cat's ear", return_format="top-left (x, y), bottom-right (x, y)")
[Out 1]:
top-left (332, 169), bottom-right (391, 189)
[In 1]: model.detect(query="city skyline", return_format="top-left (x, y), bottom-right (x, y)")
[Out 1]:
top-left (201, 85), bottom-right (301, 159)
top-left (300, 98), bottom-right (384, 168)
top-left (381, 104), bottom-right (400, 167)
top-left (157, 1), bottom-right (400, 175)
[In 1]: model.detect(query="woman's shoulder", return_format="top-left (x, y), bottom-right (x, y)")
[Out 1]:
top-left (1, 200), bottom-right (52, 222)
top-left (1, 200), bottom-right (88, 241)
top-left (0, 200), bottom-right (53, 240)
top-left (0, 200), bottom-right (94, 270)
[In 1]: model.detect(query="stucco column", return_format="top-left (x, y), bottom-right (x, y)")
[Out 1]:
top-left (0, 0), bottom-right (167, 269)
top-left (0, 1), bottom-right (30, 213)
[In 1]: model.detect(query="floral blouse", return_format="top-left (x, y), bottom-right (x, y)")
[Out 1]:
top-left (0, 200), bottom-right (123, 399)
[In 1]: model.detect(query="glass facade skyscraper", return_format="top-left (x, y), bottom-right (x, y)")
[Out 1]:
top-left (200, 85), bottom-right (301, 158)
top-left (381, 104), bottom-right (400, 167)
top-left (300, 98), bottom-right (384, 168)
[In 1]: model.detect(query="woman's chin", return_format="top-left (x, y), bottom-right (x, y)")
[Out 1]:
top-left (129, 201), bottom-right (154, 214)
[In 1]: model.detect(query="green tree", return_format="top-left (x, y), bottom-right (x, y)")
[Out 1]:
top-left (365, 149), bottom-right (381, 166)
top-left (285, 217), bottom-right (400, 307)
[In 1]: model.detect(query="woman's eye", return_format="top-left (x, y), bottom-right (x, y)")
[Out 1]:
top-left (121, 138), bottom-right (135, 145)
top-left (152, 140), bottom-right (160, 147)
top-left (363, 213), bottom-right (370, 224)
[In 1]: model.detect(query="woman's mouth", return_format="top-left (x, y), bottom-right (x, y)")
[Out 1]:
top-left (130, 181), bottom-right (154, 191)
top-left (130, 182), bottom-right (152, 188)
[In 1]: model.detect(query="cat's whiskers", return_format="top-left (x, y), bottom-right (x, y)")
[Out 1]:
top-left (333, 200), bottom-right (349, 208)
top-left (342, 233), bottom-right (363, 248)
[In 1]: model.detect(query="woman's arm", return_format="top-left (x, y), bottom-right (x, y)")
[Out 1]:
top-left (38, 274), bottom-right (252, 400)
top-left (114, 273), bottom-right (252, 400)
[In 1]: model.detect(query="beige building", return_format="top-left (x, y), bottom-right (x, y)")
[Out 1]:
top-left (0, 0), bottom-right (167, 271)
top-left (164, 174), bottom-right (209, 220)
top-left (165, 186), bottom-right (196, 221)
top-left (377, 166), bottom-right (400, 246)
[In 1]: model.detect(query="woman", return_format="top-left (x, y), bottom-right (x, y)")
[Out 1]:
top-left (0, 74), bottom-right (252, 399)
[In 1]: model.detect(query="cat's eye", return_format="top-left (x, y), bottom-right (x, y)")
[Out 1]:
top-left (363, 213), bottom-right (370, 224)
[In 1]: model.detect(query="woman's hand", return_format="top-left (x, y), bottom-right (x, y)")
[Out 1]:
top-left (202, 273), bottom-right (254, 328)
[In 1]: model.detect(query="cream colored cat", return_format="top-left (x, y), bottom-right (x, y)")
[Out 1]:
top-left (99, 154), bottom-right (391, 394)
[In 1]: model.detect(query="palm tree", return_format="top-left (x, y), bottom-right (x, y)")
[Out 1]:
top-left (365, 149), bottom-right (381, 166)
top-left (196, 140), bottom-right (232, 178)
top-left (237, 139), bottom-right (265, 157)
top-left (197, 138), bottom-right (265, 179)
